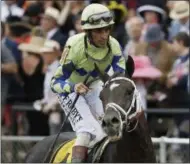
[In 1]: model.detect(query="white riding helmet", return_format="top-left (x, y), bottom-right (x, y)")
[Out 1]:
top-left (81, 3), bottom-right (115, 30)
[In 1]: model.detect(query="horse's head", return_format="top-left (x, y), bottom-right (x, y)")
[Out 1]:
top-left (99, 70), bottom-right (142, 141)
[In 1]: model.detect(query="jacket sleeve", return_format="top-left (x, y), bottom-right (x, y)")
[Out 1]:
top-left (110, 37), bottom-right (126, 73)
top-left (111, 54), bottom-right (126, 73)
top-left (50, 46), bottom-right (76, 95)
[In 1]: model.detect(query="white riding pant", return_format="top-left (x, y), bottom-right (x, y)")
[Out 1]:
top-left (57, 81), bottom-right (107, 148)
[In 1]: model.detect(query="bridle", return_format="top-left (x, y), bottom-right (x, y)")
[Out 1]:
top-left (104, 76), bottom-right (142, 140)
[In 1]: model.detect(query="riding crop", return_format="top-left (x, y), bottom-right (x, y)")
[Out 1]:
top-left (43, 74), bottom-right (90, 163)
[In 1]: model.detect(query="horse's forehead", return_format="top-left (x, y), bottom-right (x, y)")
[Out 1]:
top-left (109, 82), bottom-right (120, 91)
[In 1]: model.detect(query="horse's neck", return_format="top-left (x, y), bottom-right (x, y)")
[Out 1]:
top-left (102, 114), bottom-right (156, 163)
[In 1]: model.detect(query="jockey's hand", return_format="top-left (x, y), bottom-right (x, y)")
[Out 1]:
top-left (74, 83), bottom-right (89, 94)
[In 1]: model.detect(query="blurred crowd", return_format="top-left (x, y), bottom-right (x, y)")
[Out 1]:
top-left (1, 0), bottom-right (189, 143)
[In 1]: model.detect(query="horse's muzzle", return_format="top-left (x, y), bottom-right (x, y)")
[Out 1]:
top-left (102, 109), bottom-right (121, 137)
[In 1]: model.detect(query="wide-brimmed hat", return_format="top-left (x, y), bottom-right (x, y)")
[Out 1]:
top-left (132, 56), bottom-right (162, 79)
top-left (18, 36), bottom-right (45, 54)
top-left (42, 7), bottom-right (60, 22)
top-left (144, 24), bottom-right (164, 43)
top-left (137, 5), bottom-right (166, 22)
top-left (170, 1), bottom-right (190, 20)
top-left (40, 40), bottom-right (60, 53)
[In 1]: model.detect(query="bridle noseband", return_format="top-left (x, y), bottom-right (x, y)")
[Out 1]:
top-left (104, 77), bottom-right (142, 139)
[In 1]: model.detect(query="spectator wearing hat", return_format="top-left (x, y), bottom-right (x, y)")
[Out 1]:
top-left (132, 56), bottom-right (162, 111)
top-left (1, 0), bottom-right (24, 22)
top-left (169, 1), bottom-right (190, 41)
top-left (34, 39), bottom-right (72, 134)
top-left (40, 7), bottom-right (67, 50)
top-left (124, 16), bottom-right (144, 57)
top-left (18, 36), bottom-right (49, 136)
top-left (34, 39), bottom-right (73, 134)
top-left (33, 40), bottom-right (62, 135)
top-left (23, 2), bottom-right (44, 26)
top-left (134, 24), bottom-right (176, 84)
top-left (137, 0), bottom-right (167, 40)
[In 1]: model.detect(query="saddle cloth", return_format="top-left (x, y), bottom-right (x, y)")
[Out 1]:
top-left (50, 137), bottom-right (109, 163)
top-left (51, 139), bottom-right (76, 163)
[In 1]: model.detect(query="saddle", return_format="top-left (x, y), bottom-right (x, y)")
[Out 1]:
top-left (50, 137), bottom-right (109, 163)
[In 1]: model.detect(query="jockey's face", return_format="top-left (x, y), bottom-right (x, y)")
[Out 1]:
top-left (90, 26), bottom-right (111, 48)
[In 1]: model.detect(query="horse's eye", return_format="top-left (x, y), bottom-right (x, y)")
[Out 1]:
top-left (128, 91), bottom-right (133, 95)
top-left (125, 90), bottom-right (132, 95)
top-left (99, 93), bottom-right (103, 101)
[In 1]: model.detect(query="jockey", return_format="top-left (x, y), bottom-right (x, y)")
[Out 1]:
top-left (50, 3), bottom-right (126, 163)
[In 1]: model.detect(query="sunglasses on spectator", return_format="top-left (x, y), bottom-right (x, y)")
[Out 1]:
top-left (81, 11), bottom-right (113, 25)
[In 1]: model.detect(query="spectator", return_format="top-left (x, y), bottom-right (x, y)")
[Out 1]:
top-left (166, 32), bottom-right (190, 108)
top-left (18, 36), bottom-right (49, 136)
top-left (132, 56), bottom-right (162, 110)
top-left (23, 2), bottom-right (44, 26)
top-left (124, 16), bottom-right (144, 57)
top-left (1, 22), bottom-right (18, 112)
top-left (1, 0), bottom-right (24, 22)
top-left (166, 33), bottom-right (190, 157)
top-left (107, 1), bottom-right (128, 49)
top-left (135, 24), bottom-right (175, 84)
top-left (4, 16), bottom-right (32, 64)
top-left (58, 1), bottom-right (88, 36)
top-left (33, 40), bottom-right (61, 135)
top-left (3, 16), bottom-right (32, 103)
top-left (68, 11), bottom-right (83, 37)
top-left (169, 1), bottom-right (190, 41)
top-left (137, 1), bottom-right (166, 40)
top-left (40, 7), bottom-right (67, 50)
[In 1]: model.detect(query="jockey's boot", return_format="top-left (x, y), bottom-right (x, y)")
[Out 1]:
top-left (71, 145), bottom-right (88, 163)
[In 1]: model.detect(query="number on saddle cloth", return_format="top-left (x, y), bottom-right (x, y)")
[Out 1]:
top-left (50, 139), bottom-right (76, 163)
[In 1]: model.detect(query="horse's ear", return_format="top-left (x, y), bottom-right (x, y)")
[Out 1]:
top-left (125, 55), bottom-right (135, 79)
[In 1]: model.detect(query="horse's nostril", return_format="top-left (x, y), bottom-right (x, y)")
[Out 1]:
top-left (102, 120), bottom-right (106, 127)
top-left (111, 117), bottom-right (119, 124)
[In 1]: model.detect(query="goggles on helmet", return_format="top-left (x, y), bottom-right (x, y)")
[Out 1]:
top-left (81, 11), bottom-right (113, 25)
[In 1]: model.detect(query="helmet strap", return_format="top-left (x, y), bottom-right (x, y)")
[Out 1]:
top-left (87, 31), bottom-right (98, 47)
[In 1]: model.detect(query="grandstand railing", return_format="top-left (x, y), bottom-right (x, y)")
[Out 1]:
top-left (9, 103), bottom-right (189, 135)
top-left (11, 103), bottom-right (190, 114)
top-left (1, 136), bottom-right (189, 163)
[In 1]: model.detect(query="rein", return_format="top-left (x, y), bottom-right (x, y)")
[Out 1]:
top-left (105, 77), bottom-right (142, 138)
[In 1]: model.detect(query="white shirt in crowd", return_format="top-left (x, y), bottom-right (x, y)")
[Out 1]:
top-left (136, 82), bottom-right (147, 110)
top-left (46, 27), bottom-right (58, 39)
top-left (179, 20), bottom-right (190, 35)
top-left (43, 60), bottom-right (59, 103)
top-left (1, 1), bottom-right (24, 22)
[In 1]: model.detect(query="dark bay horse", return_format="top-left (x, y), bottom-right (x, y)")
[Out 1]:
top-left (25, 68), bottom-right (156, 163)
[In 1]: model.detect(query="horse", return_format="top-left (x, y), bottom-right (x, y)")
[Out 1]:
top-left (25, 58), bottom-right (156, 163)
